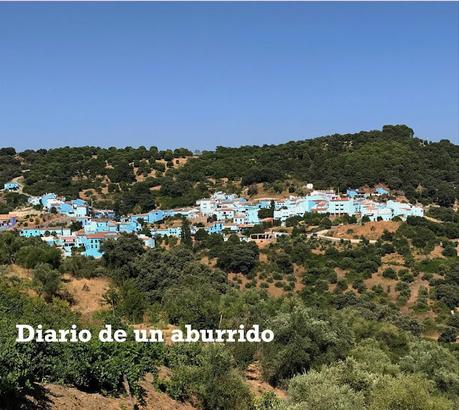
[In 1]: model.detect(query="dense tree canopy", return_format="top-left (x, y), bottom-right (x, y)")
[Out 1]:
top-left (1, 125), bottom-right (457, 213)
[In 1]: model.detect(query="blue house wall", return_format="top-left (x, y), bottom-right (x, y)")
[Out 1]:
top-left (3, 182), bottom-right (20, 191)
top-left (147, 210), bottom-right (165, 223)
top-left (20, 227), bottom-right (71, 238)
top-left (118, 221), bottom-right (140, 233)
top-left (40, 193), bottom-right (57, 207)
top-left (207, 223), bottom-right (224, 234)
top-left (0, 215), bottom-right (17, 231)
top-left (246, 208), bottom-right (260, 224)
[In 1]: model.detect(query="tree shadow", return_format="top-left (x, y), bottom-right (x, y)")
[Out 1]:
top-left (2, 384), bottom-right (52, 410)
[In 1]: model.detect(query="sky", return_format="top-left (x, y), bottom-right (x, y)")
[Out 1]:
top-left (0, 2), bottom-right (458, 151)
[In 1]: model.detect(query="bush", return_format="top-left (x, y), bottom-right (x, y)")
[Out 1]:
top-left (216, 242), bottom-right (259, 274)
top-left (16, 245), bottom-right (61, 269)
top-left (260, 306), bottom-right (352, 386)
top-left (398, 269), bottom-right (414, 283)
top-left (32, 263), bottom-right (61, 301)
top-left (382, 268), bottom-right (397, 279)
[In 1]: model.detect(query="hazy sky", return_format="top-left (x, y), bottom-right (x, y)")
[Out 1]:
top-left (0, 2), bottom-right (458, 151)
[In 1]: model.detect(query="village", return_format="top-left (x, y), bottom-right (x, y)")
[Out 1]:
top-left (0, 180), bottom-right (425, 259)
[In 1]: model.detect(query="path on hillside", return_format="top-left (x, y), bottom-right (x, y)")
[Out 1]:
top-left (11, 176), bottom-right (26, 194)
top-left (309, 229), bottom-right (377, 244)
top-left (424, 216), bottom-right (443, 224)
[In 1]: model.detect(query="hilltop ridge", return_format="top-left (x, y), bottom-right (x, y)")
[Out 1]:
top-left (1, 125), bottom-right (457, 214)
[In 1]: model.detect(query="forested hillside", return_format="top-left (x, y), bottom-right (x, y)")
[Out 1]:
top-left (1, 215), bottom-right (459, 408)
top-left (1, 125), bottom-right (459, 408)
top-left (1, 125), bottom-right (458, 213)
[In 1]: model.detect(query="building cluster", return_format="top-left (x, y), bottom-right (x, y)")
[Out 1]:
top-left (272, 188), bottom-right (423, 222)
top-left (1, 181), bottom-right (424, 258)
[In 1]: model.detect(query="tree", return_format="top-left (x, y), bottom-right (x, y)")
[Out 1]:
top-left (260, 305), bottom-right (353, 386)
top-left (216, 243), bottom-right (259, 274)
top-left (399, 340), bottom-right (459, 393)
top-left (180, 217), bottom-right (192, 247)
top-left (438, 327), bottom-right (457, 343)
top-left (163, 283), bottom-right (221, 328)
top-left (134, 248), bottom-right (227, 303)
top-left (253, 392), bottom-right (282, 410)
top-left (32, 263), bottom-right (61, 301)
top-left (16, 245), bottom-right (61, 269)
top-left (113, 279), bottom-right (146, 323)
top-left (369, 374), bottom-right (452, 410)
top-left (101, 234), bottom-right (145, 280)
top-left (195, 228), bottom-right (208, 242)
top-left (258, 208), bottom-right (274, 219)
top-left (286, 367), bottom-right (365, 410)
top-left (247, 184), bottom-right (258, 196)
top-left (168, 346), bottom-right (253, 410)
top-left (69, 220), bottom-right (83, 232)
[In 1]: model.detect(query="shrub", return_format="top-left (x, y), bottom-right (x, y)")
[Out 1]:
top-left (382, 268), bottom-right (397, 279)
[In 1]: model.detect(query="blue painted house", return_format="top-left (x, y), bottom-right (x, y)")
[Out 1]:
top-left (257, 200), bottom-right (272, 209)
top-left (327, 198), bottom-right (355, 216)
top-left (152, 226), bottom-right (182, 237)
top-left (71, 199), bottom-right (87, 207)
top-left (20, 227), bottom-right (71, 238)
top-left (118, 220), bottom-right (140, 233)
top-left (375, 187), bottom-right (389, 196)
top-left (387, 200), bottom-right (424, 219)
top-left (147, 210), bottom-right (165, 223)
top-left (245, 208), bottom-right (260, 224)
top-left (77, 232), bottom-right (118, 258)
top-left (206, 223), bottom-right (224, 234)
top-left (93, 209), bottom-right (116, 219)
top-left (58, 203), bottom-right (74, 216)
top-left (27, 196), bottom-right (41, 206)
top-left (40, 193), bottom-right (58, 208)
top-left (3, 182), bottom-right (20, 191)
top-left (0, 214), bottom-right (17, 231)
top-left (346, 189), bottom-right (359, 198)
top-left (84, 220), bottom-right (118, 234)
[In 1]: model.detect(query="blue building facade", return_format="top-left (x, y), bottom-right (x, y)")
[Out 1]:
top-left (3, 182), bottom-right (20, 191)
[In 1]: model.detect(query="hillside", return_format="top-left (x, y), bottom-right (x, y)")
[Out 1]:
top-left (1, 126), bottom-right (459, 409)
top-left (1, 125), bottom-right (458, 214)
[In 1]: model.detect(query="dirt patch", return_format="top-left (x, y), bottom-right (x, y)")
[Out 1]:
top-left (381, 252), bottom-right (405, 266)
top-left (334, 267), bottom-right (348, 279)
top-left (415, 245), bottom-right (445, 261)
top-left (401, 275), bottom-right (432, 314)
top-left (38, 384), bottom-right (132, 410)
top-left (364, 271), bottom-right (398, 301)
top-left (228, 272), bottom-right (251, 288)
top-left (311, 248), bottom-right (324, 255)
top-left (9, 207), bottom-right (42, 220)
top-left (33, 378), bottom-right (197, 410)
top-left (251, 239), bottom-right (276, 248)
top-left (62, 275), bottom-right (111, 317)
top-left (156, 157), bottom-right (192, 171)
top-left (17, 212), bottom-right (71, 228)
top-left (331, 221), bottom-right (400, 241)
top-left (200, 255), bottom-right (216, 268)
top-left (245, 362), bottom-right (287, 399)
top-left (259, 253), bottom-right (269, 263)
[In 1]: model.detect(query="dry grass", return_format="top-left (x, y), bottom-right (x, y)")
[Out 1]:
top-left (245, 362), bottom-right (287, 399)
top-left (331, 221), bottom-right (400, 241)
top-left (62, 275), bottom-right (111, 317)
top-left (38, 377), bottom-right (196, 410)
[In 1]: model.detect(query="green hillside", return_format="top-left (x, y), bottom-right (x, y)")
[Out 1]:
top-left (1, 124), bottom-right (458, 213)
